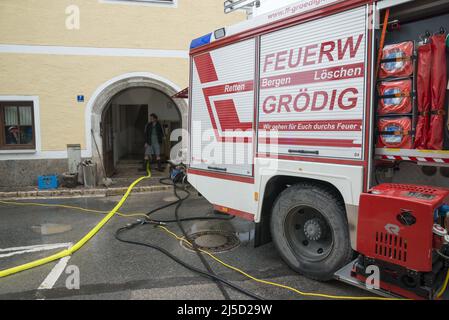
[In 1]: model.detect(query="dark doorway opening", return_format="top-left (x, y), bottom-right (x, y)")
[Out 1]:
top-left (101, 87), bottom-right (181, 178)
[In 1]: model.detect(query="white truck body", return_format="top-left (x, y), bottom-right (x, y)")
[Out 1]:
top-left (187, 0), bottom-right (449, 249)
top-left (250, 0), bottom-right (413, 17)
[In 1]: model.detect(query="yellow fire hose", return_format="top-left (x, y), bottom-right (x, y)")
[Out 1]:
top-left (0, 164), bottom-right (151, 278)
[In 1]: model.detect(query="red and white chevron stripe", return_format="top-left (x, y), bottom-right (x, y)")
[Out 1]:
top-left (378, 155), bottom-right (449, 164)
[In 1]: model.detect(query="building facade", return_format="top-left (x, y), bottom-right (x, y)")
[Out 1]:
top-left (0, 0), bottom-right (245, 187)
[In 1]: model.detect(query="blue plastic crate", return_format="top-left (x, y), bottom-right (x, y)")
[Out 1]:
top-left (38, 175), bottom-right (59, 190)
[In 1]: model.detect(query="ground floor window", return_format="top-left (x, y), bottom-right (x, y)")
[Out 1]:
top-left (0, 101), bottom-right (35, 149)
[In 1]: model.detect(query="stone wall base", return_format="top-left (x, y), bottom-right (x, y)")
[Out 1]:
top-left (0, 159), bottom-right (69, 187)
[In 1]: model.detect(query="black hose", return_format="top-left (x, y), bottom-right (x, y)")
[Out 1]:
top-left (145, 194), bottom-right (183, 216)
top-left (437, 249), bottom-right (449, 261)
top-left (147, 177), bottom-right (231, 299)
top-left (115, 222), bottom-right (264, 300)
top-left (153, 215), bottom-right (234, 224)
top-left (146, 178), bottom-right (235, 225)
top-left (166, 178), bottom-right (231, 300)
top-left (116, 172), bottom-right (262, 300)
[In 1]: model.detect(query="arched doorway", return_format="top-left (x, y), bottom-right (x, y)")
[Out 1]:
top-left (89, 73), bottom-right (188, 179)
top-left (102, 87), bottom-right (182, 176)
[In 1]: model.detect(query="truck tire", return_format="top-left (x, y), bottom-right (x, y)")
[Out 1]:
top-left (270, 182), bottom-right (353, 281)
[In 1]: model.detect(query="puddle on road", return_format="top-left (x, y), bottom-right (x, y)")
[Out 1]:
top-left (163, 196), bottom-right (179, 202)
top-left (31, 223), bottom-right (72, 235)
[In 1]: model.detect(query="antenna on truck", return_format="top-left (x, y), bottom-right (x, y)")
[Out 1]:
top-left (224, 0), bottom-right (260, 14)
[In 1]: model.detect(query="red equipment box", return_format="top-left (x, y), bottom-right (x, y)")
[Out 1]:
top-left (357, 184), bottom-right (449, 272)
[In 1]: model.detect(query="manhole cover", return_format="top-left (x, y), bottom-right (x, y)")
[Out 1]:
top-left (181, 230), bottom-right (240, 253)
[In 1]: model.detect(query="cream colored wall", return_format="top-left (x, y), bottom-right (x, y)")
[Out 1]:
top-left (0, 0), bottom-right (245, 49)
top-left (0, 53), bottom-right (188, 151)
top-left (0, 0), bottom-right (246, 153)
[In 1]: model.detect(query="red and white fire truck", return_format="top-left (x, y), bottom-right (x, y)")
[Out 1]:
top-left (185, 0), bottom-right (449, 299)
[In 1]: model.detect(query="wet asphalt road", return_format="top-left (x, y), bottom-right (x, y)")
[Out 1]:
top-left (0, 190), bottom-right (367, 300)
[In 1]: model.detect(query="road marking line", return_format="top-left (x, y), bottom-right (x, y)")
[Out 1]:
top-left (0, 243), bottom-right (72, 258)
top-left (38, 256), bottom-right (72, 290)
top-left (0, 243), bottom-right (72, 253)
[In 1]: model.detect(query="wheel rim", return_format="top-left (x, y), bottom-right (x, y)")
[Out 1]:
top-left (284, 205), bottom-right (334, 263)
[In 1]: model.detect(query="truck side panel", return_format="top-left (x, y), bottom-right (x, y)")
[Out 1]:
top-left (257, 6), bottom-right (368, 161)
top-left (188, 170), bottom-right (257, 219)
top-left (190, 39), bottom-right (256, 177)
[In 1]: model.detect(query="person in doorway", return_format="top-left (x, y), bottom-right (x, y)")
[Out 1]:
top-left (144, 113), bottom-right (164, 171)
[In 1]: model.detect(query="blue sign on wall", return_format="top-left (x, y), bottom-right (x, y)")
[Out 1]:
top-left (77, 95), bottom-right (85, 102)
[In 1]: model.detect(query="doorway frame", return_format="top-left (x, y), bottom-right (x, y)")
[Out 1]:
top-left (89, 73), bottom-right (188, 180)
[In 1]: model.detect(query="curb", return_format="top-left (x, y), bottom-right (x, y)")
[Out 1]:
top-left (0, 185), bottom-right (172, 200)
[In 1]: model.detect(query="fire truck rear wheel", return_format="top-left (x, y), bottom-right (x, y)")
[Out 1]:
top-left (270, 183), bottom-right (353, 281)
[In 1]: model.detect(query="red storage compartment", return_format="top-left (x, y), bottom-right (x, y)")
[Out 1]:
top-left (357, 183), bottom-right (449, 272)
top-left (378, 80), bottom-right (413, 115)
top-left (377, 117), bottom-right (413, 149)
top-left (379, 41), bottom-right (414, 79)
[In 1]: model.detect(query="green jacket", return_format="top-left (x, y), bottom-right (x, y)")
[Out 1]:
top-left (145, 122), bottom-right (164, 145)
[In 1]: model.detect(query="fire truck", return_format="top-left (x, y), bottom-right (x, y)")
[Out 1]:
top-left (185, 0), bottom-right (449, 299)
